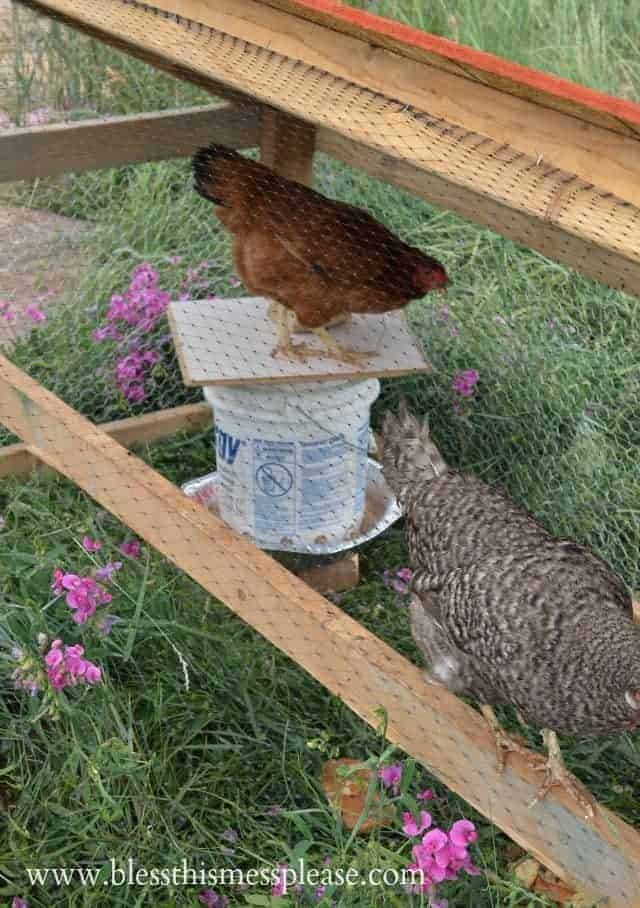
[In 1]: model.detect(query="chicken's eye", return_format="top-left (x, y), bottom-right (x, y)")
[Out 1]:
top-left (624, 690), bottom-right (640, 710)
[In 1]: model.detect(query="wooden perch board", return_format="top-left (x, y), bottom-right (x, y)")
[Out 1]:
top-left (2, 352), bottom-right (640, 907)
top-left (22, 0), bottom-right (640, 300)
top-left (167, 297), bottom-right (432, 385)
top-left (0, 103), bottom-right (261, 183)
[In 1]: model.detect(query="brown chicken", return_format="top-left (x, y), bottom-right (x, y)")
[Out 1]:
top-left (193, 144), bottom-right (448, 362)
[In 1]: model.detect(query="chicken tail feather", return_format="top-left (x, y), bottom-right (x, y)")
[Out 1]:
top-left (379, 400), bottom-right (448, 503)
top-left (192, 143), bottom-right (248, 206)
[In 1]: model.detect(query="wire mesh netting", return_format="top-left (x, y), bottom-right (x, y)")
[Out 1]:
top-left (1, 1), bottom-right (640, 906)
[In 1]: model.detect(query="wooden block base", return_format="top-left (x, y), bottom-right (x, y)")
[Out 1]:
top-left (298, 552), bottom-right (360, 594)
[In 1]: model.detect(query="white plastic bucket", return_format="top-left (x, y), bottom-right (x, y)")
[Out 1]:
top-left (204, 379), bottom-right (380, 551)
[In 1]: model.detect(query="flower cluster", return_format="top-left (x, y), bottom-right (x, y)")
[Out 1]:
top-left (45, 640), bottom-right (102, 691)
top-left (114, 348), bottom-right (161, 402)
top-left (198, 890), bottom-right (229, 908)
top-left (92, 263), bottom-right (170, 403)
top-left (404, 815), bottom-right (480, 905)
top-left (51, 570), bottom-right (113, 625)
top-left (104, 263), bottom-right (170, 333)
top-left (451, 369), bottom-right (479, 398)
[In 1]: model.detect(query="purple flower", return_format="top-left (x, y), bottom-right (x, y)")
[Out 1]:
top-left (383, 567), bottom-right (413, 596)
top-left (94, 561), bottom-right (123, 582)
top-left (92, 324), bottom-right (122, 343)
top-left (97, 614), bottom-right (120, 636)
top-left (314, 885), bottom-right (326, 901)
top-left (198, 890), bottom-right (228, 908)
top-left (417, 788), bottom-right (434, 801)
top-left (378, 762), bottom-right (402, 794)
top-left (272, 864), bottom-right (290, 897)
top-left (229, 275), bottom-right (241, 288)
top-left (12, 898), bottom-right (29, 908)
top-left (119, 539), bottom-right (141, 559)
top-left (452, 369), bottom-right (479, 397)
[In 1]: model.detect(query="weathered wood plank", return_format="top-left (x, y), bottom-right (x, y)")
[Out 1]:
top-left (2, 353), bottom-right (640, 907)
top-left (0, 401), bottom-right (211, 478)
top-left (0, 103), bottom-right (261, 182)
top-left (145, 0), bottom-right (640, 207)
top-left (262, 0), bottom-right (640, 137)
top-left (260, 107), bottom-right (316, 184)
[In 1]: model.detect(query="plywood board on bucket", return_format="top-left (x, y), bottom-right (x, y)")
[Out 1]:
top-left (167, 297), bottom-right (432, 385)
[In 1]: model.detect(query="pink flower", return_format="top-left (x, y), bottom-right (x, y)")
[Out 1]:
top-left (402, 810), bottom-right (432, 837)
top-left (3, 307), bottom-right (17, 323)
top-left (420, 828), bottom-right (449, 854)
top-left (11, 649), bottom-right (41, 696)
top-left (94, 561), bottom-right (123, 582)
top-left (272, 864), bottom-right (289, 897)
top-left (169, 254), bottom-right (183, 265)
top-left (12, 898), bottom-right (29, 908)
top-left (25, 304), bottom-right (46, 323)
top-left (314, 885), bottom-right (326, 901)
top-left (119, 539), bottom-right (141, 559)
top-left (452, 369), bottom-right (479, 397)
top-left (417, 788), bottom-right (434, 801)
top-left (229, 275), bottom-right (241, 288)
top-left (45, 639), bottom-right (102, 691)
top-left (51, 567), bottom-right (65, 595)
top-left (82, 535), bottom-right (102, 553)
top-left (377, 762), bottom-right (402, 794)
top-left (449, 819), bottom-right (477, 847)
top-left (58, 573), bottom-right (112, 624)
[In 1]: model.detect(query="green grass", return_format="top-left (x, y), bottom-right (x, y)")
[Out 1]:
top-left (1, 1), bottom-right (640, 906)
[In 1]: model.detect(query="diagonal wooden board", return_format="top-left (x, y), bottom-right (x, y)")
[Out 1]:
top-left (2, 352), bottom-right (640, 907)
top-left (167, 297), bottom-right (432, 385)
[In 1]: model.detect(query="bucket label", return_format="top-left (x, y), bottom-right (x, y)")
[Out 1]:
top-left (217, 429), bottom-right (243, 465)
top-left (253, 440), bottom-right (296, 536)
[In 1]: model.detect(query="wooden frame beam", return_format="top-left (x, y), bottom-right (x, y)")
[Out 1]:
top-left (19, 0), bottom-right (640, 300)
top-left (145, 0), bottom-right (640, 207)
top-left (0, 402), bottom-right (211, 479)
top-left (0, 103), bottom-right (261, 183)
top-left (1, 355), bottom-right (640, 907)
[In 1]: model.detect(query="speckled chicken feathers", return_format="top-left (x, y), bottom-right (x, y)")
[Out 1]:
top-left (380, 403), bottom-right (640, 738)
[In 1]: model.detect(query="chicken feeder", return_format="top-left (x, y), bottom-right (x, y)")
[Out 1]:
top-left (195, 379), bottom-right (386, 553)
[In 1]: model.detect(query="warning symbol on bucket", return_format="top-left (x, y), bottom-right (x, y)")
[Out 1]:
top-left (255, 462), bottom-right (293, 497)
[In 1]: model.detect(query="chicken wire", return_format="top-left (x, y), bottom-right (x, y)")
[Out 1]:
top-left (1, 1), bottom-right (640, 905)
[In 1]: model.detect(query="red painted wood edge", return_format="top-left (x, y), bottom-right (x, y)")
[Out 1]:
top-left (273, 0), bottom-right (640, 129)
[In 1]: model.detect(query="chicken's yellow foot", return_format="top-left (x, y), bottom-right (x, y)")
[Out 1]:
top-left (311, 326), bottom-right (373, 365)
top-left (528, 729), bottom-right (596, 820)
top-left (480, 704), bottom-right (543, 774)
top-left (270, 303), bottom-right (312, 360)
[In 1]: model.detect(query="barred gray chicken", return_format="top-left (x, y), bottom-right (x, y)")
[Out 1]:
top-left (380, 403), bottom-right (640, 818)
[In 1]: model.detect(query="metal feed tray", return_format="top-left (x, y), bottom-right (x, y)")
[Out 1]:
top-left (182, 458), bottom-right (402, 555)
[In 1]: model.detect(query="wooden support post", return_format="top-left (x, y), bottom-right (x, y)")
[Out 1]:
top-left (260, 107), bottom-right (316, 184)
top-left (2, 354), bottom-right (640, 907)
